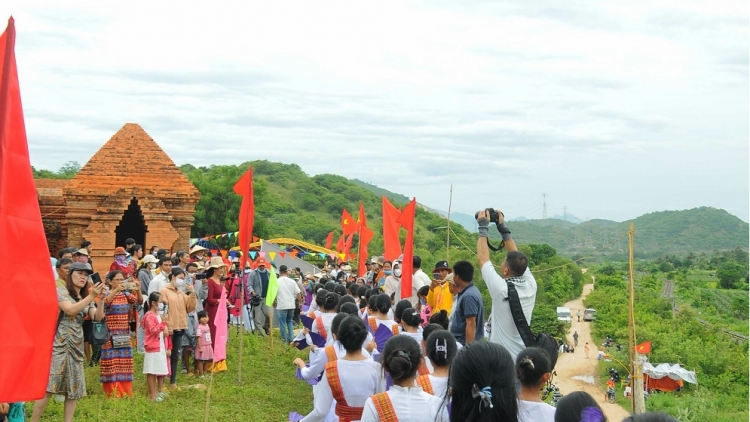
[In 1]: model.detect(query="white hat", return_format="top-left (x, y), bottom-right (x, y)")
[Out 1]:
top-left (74, 248), bottom-right (89, 256)
top-left (189, 245), bottom-right (208, 255)
top-left (142, 254), bottom-right (159, 264)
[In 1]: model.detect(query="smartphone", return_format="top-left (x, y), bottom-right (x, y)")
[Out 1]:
top-left (90, 273), bottom-right (102, 285)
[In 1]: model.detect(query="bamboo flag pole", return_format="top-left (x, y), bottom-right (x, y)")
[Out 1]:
top-left (237, 274), bottom-right (244, 384)
top-left (204, 358), bottom-right (216, 422)
top-left (446, 184), bottom-right (453, 262)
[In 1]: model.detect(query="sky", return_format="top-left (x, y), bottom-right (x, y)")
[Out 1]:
top-left (3, 1), bottom-right (748, 223)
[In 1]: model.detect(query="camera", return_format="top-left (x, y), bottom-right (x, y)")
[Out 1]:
top-left (474, 208), bottom-right (503, 224)
top-left (122, 282), bottom-right (137, 292)
top-left (195, 273), bottom-right (207, 280)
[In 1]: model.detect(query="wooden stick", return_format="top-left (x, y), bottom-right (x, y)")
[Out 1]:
top-left (204, 360), bottom-right (216, 422)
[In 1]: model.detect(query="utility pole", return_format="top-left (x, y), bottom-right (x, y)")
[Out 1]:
top-left (542, 193), bottom-right (547, 219)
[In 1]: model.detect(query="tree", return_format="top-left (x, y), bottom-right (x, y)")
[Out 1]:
top-left (716, 262), bottom-right (748, 289)
top-left (57, 161), bottom-right (81, 177)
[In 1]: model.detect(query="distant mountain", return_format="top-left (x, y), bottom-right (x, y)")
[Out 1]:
top-left (550, 213), bottom-right (584, 224)
top-left (491, 207), bottom-right (748, 259)
top-left (350, 179), bottom-right (410, 206)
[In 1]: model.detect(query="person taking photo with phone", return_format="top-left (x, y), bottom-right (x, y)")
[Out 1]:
top-left (31, 262), bottom-right (106, 422)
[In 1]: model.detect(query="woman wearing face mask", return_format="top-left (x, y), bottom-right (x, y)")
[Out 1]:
top-left (383, 260), bottom-right (402, 301)
top-left (109, 247), bottom-right (132, 277)
top-left (159, 267), bottom-right (197, 390)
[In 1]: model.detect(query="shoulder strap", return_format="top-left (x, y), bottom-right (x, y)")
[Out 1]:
top-left (416, 374), bottom-right (434, 395)
top-left (325, 345), bottom-right (337, 362)
top-left (371, 392), bottom-right (399, 422)
top-left (315, 316), bottom-right (328, 339)
top-left (506, 282), bottom-right (535, 347)
top-left (417, 359), bottom-right (430, 376)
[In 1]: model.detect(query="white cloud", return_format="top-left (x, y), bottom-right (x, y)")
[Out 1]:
top-left (2, 0), bottom-right (747, 222)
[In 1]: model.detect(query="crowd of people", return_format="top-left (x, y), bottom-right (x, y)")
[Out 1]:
top-left (3, 213), bottom-right (680, 422)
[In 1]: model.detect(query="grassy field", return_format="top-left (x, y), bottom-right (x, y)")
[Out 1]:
top-left (26, 331), bottom-right (314, 421)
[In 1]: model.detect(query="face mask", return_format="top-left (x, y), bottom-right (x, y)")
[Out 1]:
top-left (149, 263), bottom-right (156, 269)
top-left (384, 270), bottom-right (392, 276)
top-left (394, 268), bottom-right (402, 277)
top-left (175, 278), bottom-right (185, 287)
top-left (157, 303), bottom-right (165, 315)
top-left (420, 298), bottom-right (427, 306)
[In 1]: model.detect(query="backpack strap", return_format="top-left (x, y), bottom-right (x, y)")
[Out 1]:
top-left (324, 345), bottom-right (337, 362)
top-left (315, 316), bottom-right (328, 339)
top-left (416, 374), bottom-right (434, 395)
top-left (506, 282), bottom-right (535, 347)
top-left (325, 361), bottom-right (364, 422)
top-left (371, 392), bottom-right (399, 422)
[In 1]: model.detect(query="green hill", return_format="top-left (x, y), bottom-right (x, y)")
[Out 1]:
top-left (492, 207), bottom-right (748, 260)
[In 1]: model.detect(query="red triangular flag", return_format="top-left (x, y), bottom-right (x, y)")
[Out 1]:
top-left (396, 199), bottom-right (417, 300)
top-left (0, 17), bottom-right (60, 401)
top-left (324, 231), bottom-right (334, 250)
top-left (343, 233), bottom-right (355, 257)
top-left (358, 203), bottom-right (373, 276)
top-left (335, 233), bottom-right (344, 252)
top-left (341, 208), bottom-right (359, 236)
top-left (382, 196), bottom-right (402, 261)
top-left (233, 167), bottom-right (254, 270)
top-left (279, 252), bottom-right (286, 258)
top-left (635, 341), bottom-right (651, 354)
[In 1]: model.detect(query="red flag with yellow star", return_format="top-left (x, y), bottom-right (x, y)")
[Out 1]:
top-left (635, 341), bottom-right (651, 354)
top-left (341, 208), bottom-right (359, 236)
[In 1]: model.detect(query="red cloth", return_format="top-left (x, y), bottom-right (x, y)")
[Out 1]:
top-left (0, 18), bottom-right (60, 402)
top-left (396, 199), bottom-right (417, 300)
top-left (141, 312), bottom-right (167, 353)
top-left (109, 261), bottom-right (132, 277)
top-left (341, 209), bottom-right (359, 236)
top-left (325, 232), bottom-right (334, 250)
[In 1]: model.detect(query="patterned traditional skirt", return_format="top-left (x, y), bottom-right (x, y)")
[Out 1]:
top-left (100, 344), bottom-right (134, 397)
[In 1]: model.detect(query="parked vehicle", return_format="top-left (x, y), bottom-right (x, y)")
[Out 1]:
top-left (556, 307), bottom-right (572, 322)
top-left (583, 308), bottom-right (597, 321)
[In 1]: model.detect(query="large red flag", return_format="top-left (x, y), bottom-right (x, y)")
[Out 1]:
top-left (232, 167), bottom-right (254, 271)
top-left (382, 196), bottom-right (402, 261)
top-left (357, 203), bottom-right (373, 276)
top-left (324, 231), bottom-right (334, 250)
top-left (396, 199), bottom-right (416, 301)
top-left (0, 17), bottom-right (59, 401)
top-left (341, 208), bottom-right (359, 236)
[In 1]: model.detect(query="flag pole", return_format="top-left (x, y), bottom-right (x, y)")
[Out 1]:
top-left (237, 264), bottom-right (244, 384)
top-left (446, 184), bottom-right (453, 261)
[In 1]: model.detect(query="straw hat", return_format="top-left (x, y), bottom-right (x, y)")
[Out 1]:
top-left (206, 256), bottom-right (227, 270)
top-left (189, 244), bottom-right (208, 255)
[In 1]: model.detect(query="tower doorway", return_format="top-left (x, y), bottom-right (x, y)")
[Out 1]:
top-left (115, 198), bottom-right (148, 248)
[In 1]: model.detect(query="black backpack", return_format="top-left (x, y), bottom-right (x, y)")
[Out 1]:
top-left (507, 282), bottom-right (559, 369)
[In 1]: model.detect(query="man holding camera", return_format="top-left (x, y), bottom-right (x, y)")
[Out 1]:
top-left (476, 208), bottom-right (538, 358)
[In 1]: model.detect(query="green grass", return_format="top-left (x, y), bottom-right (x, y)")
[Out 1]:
top-left (27, 331), bottom-right (314, 421)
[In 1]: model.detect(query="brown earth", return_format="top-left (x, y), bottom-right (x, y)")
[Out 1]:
top-left (554, 281), bottom-right (631, 422)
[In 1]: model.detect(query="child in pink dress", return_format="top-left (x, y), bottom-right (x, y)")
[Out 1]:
top-left (194, 310), bottom-right (214, 377)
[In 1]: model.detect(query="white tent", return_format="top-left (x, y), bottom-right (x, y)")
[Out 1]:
top-left (643, 363), bottom-right (698, 385)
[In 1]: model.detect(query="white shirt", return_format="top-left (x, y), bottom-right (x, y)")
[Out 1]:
top-left (301, 359), bottom-right (384, 422)
top-left (383, 275), bottom-right (400, 299)
top-left (482, 261), bottom-right (537, 359)
top-left (518, 400), bottom-right (556, 422)
top-left (300, 341), bottom-right (374, 381)
top-left (399, 332), bottom-right (424, 354)
top-left (276, 275), bottom-right (301, 310)
top-left (148, 272), bottom-right (169, 296)
top-left (361, 385), bottom-right (449, 422)
top-left (411, 269), bottom-right (431, 305)
top-left (312, 313), bottom-right (338, 344)
top-left (425, 375), bottom-right (449, 399)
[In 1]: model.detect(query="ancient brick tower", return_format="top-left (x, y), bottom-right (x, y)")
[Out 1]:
top-left (36, 123), bottom-right (200, 275)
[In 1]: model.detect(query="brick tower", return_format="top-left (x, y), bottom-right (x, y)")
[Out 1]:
top-left (37, 123), bottom-right (200, 275)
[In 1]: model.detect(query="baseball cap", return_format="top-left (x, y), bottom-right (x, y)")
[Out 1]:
top-left (433, 261), bottom-right (451, 271)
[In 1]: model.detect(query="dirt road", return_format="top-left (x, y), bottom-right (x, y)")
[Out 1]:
top-left (554, 282), bottom-right (631, 422)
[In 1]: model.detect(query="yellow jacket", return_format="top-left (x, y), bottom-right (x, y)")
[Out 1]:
top-left (427, 283), bottom-right (453, 314)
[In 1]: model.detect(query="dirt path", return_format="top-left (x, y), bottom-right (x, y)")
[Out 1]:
top-left (554, 281), bottom-right (631, 422)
